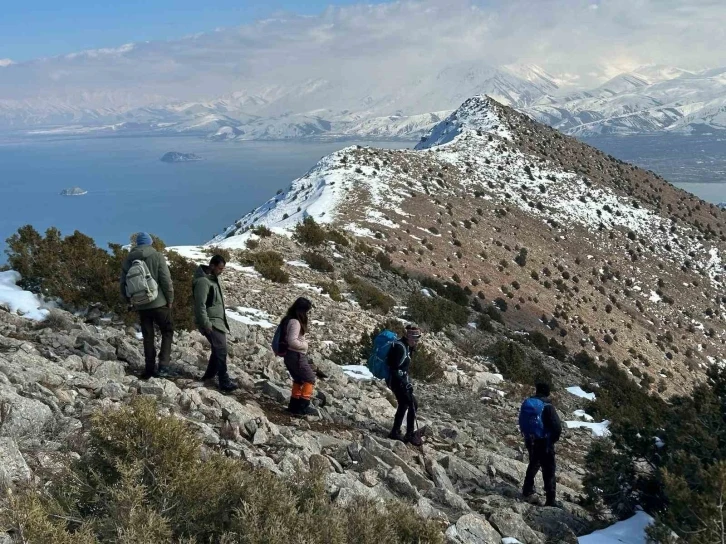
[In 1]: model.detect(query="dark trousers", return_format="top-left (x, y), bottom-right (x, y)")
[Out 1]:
top-left (283, 351), bottom-right (316, 385)
top-left (391, 383), bottom-right (417, 434)
top-left (202, 328), bottom-right (229, 380)
top-left (139, 307), bottom-right (173, 374)
top-left (523, 439), bottom-right (556, 503)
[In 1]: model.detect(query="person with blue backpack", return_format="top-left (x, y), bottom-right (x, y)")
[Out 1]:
top-left (384, 325), bottom-right (423, 446)
top-left (519, 382), bottom-right (563, 507)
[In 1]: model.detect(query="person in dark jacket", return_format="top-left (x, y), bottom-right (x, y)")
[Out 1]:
top-left (120, 232), bottom-right (174, 380)
top-left (193, 254), bottom-right (237, 392)
top-left (281, 297), bottom-right (317, 416)
top-left (387, 325), bottom-right (423, 446)
top-left (520, 382), bottom-right (563, 507)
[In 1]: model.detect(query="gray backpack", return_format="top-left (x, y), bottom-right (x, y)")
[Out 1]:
top-left (125, 259), bottom-right (159, 307)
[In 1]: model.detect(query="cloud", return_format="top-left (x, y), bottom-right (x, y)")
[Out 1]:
top-left (0, 0), bottom-right (724, 111)
top-left (0, 59), bottom-right (14, 67)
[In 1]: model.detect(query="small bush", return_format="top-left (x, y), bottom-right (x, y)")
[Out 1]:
top-left (407, 293), bottom-right (469, 332)
top-left (327, 228), bottom-right (350, 247)
top-left (409, 344), bottom-right (445, 383)
top-left (241, 251), bottom-right (289, 284)
top-left (317, 281), bottom-right (343, 302)
top-left (487, 340), bottom-right (552, 385)
top-left (302, 251), bottom-right (334, 273)
top-left (0, 398), bottom-right (444, 543)
top-left (247, 239), bottom-right (260, 250)
top-left (294, 217), bottom-right (327, 247)
top-left (375, 251), bottom-right (393, 271)
top-left (418, 276), bottom-right (469, 306)
top-left (204, 246), bottom-right (232, 264)
top-left (252, 225), bottom-right (273, 237)
top-left (346, 275), bottom-right (395, 314)
top-left (43, 309), bottom-right (73, 331)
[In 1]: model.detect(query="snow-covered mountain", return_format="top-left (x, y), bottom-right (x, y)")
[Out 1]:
top-left (209, 95), bottom-right (726, 393)
top-left (526, 67), bottom-right (726, 136)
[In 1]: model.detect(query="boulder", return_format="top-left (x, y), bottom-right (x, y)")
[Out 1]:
top-left (92, 360), bottom-right (126, 382)
top-left (446, 513), bottom-right (501, 544)
top-left (385, 466), bottom-right (420, 499)
top-left (441, 455), bottom-right (488, 486)
top-left (489, 509), bottom-right (543, 544)
top-left (100, 382), bottom-right (127, 401)
top-left (116, 339), bottom-right (144, 370)
top-left (0, 385), bottom-right (53, 439)
top-left (260, 380), bottom-right (289, 403)
top-left (0, 437), bottom-right (31, 483)
top-left (425, 457), bottom-right (455, 492)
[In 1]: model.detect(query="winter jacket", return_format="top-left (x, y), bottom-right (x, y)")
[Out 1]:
top-left (387, 339), bottom-right (412, 389)
top-left (286, 319), bottom-right (309, 353)
top-left (120, 245), bottom-right (173, 311)
top-left (525, 396), bottom-right (563, 444)
top-left (192, 265), bottom-right (230, 333)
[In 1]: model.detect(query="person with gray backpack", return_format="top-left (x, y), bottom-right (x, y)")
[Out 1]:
top-left (120, 232), bottom-right (174, 380)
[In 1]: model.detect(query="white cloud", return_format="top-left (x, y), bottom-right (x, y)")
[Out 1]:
top-left (0, 0), bottom-right (725, 112)
top-left (0, 59), bottom-right (14, 67)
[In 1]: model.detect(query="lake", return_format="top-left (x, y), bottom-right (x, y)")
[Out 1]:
top-left (0, 136), bottom-right (411, 257)
top-left (1, 133), bottom-right (725, 261)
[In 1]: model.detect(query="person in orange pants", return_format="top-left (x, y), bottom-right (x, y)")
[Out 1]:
top-left (282, 297), bottom-right (317, 416)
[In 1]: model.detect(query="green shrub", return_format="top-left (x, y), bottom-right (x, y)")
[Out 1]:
top-left (409, 344), bottom-right (445, 383)
top-left (204, 246), bottom-right (232, 264)
top-left (317, 281), bottom-right (343, 302)
top-left (327, 228), bottom-right (350, 247)
top-left (345, 275), bottom-right (395, 314)
top-left (486, 340), bottom-right (552, 385)
top-left (294, 217), bottom-right (327, 247)
top-left (375, 251), bottom-right (393, 271)
top-left (252, 225), bottom-right (273, 237)
top-left (302, 251), bottom-right (334, 273)
top-left (406, 293), bottom-right (469, 332)
top-left (240, 251), bottom-right (289, 283)
top-left (247, 239), bottom-right (260, 250)
top-left (0, 398), bottom-right (444, 543)
top-left (4, 226), bottom-right (197, 330)
top-left (418, 276), bottom-right (469, 306)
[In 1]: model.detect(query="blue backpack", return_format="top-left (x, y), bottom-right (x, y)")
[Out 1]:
top-left (519, 397), bottom-right (548, 440)
top-left (368, 330), bottom-right (401, 381)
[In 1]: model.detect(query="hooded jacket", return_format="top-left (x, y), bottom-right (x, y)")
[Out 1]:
top-left (120, 245), bottom-right (173, 311)
top-left (193, 265), bottom-right (230, 333)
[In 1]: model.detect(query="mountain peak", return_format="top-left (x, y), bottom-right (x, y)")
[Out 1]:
top-left (414, 95), bottom-right (513, 150)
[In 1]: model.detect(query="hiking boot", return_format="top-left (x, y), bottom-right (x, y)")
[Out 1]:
top-left (200, 370), bottom-right (215, 382)
top-left (544, 497), bottom-right (562, 508)
top-left (388, 429), bottom-right (405, 442)
top-left (157, 365), bottom-right (178, 378)
top-left (404, 432), bottom-right (423, 447)
top-left (287, 397), bottom-right (301, 414)
top-left (140, 371), bottom-right (158, 381)
top-left (296, 399), bottom-right (318, 417)
top-left (218, 377), bottom-right (239, 393)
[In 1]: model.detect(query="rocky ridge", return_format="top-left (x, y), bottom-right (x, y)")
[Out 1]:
top-left (0, 233), bottom-right (608, 542)
top-left (212, 96), bottom-right (726, 394)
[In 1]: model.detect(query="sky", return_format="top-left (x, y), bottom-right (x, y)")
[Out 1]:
top-left (1, 0), bottom-right (725, 117)
top-left (0, 0), bottom-right (391, 62)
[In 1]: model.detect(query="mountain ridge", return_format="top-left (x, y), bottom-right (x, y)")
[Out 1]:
top-left (211, 95), bottom-right (726, 395)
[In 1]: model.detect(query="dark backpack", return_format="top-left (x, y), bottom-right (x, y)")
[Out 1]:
top-left (519, 397), bottom-right (548, 440)
top-left (272, 318), bottom-right (290, 357)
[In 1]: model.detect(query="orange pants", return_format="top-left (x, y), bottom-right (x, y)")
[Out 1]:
top-left (291, 382), bottom-right (315, 401)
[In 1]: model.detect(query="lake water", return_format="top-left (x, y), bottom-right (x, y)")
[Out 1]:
top-left (0, 136), bottom-right (411, 257)
top-left (1, 133), bottom-right (725, 261)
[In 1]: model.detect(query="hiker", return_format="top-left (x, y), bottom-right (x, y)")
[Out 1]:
top-left (387, 325), bottom-right (423, 446)
top-left (280, 297), bottom-right (317, 416)
top-left (193, 254), bottom-right (238, 392)
top-left (120, 232), bottom-right (174, 380)
top-left (519, 382), bottom-right (563, 507)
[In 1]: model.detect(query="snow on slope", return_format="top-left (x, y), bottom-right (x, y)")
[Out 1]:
top-left (211, 95), bottom-right (725, 286)
top-left (0, 271), bottom-right (49, 321)
top-left (578, 511), bottom-right (654, 544)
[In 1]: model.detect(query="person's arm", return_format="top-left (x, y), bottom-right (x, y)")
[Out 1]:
top-left (119, 257), bottom-right (130, 301)
top-left (193, 279), bottom-right (212, 331)
top-left (544, 404), bottom-right (563, 443)
top-left (387, 343), bottom-right (409, 386)
top-left (158, 254), bottom-right (174, 306)
top-left (286, 319), bottom-right (309, 351)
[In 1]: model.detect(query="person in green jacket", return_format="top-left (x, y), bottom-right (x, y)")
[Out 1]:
top-left (193, 254), bottom-right (237, 392)
top-left (120, 232), bottom-right (174, 379)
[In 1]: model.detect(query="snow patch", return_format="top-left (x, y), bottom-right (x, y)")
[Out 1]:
top-left (225, 307), bottom-right (276, 329)
top-left (566, 386), bottom-right (596, 401)
top-left (578, 511), bottom-right (654, 544)
top-left (0, 271), bottom-right (49, 321)
top-left (566, 420), bottom-right (611, 437)
top-left (342, 365), bottom-right (374, 380)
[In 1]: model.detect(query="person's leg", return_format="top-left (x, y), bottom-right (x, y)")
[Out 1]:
top-left (201, 330), bottom-right (219, 380)
top-left (522, 440), bottom-right (542, 496)
top-left (542, 444), bottom-right (557, 506)
top-left (405, 392), bottom-right (418, 434)
top-left (139, 310), bottom-right (157, 377)
top-left (391, 386), bottom-right (410, 437)
top-left (211, 330), bottom-right (228, 380)
top-left (296, 354), bottom-right (317, 414)
top-left (153, 307), bottom-right (174, 369)
top-left (288, 382), bottom-right (303, 412)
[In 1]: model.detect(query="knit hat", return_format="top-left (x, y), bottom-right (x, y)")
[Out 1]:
top-left (135, 232), bottom-right (153, 247)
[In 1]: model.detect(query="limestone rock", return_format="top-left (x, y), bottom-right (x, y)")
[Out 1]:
top-left (446, 513), bottom-right (501, 544)
top-left (0, 437), bottom-right (31, 483)
top-left (489, 509), bottom-right (543, 544)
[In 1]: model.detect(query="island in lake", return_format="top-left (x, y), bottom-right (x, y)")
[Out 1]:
top-left (60, 187), bottom-right (88, 196)
top-left (160, 152), bottom-right (203, 163)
